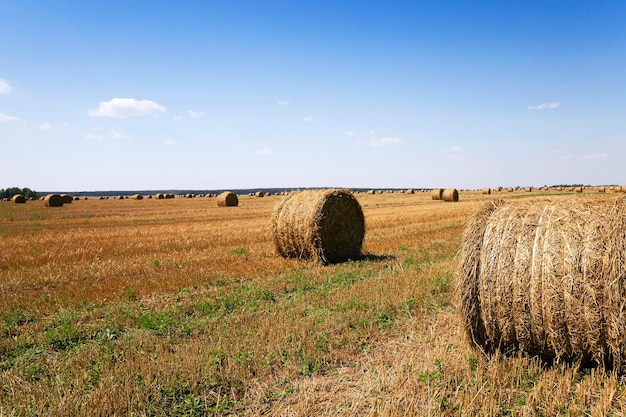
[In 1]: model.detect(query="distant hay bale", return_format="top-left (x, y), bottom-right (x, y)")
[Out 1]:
top-left (598, 187), bottom-right (606, 193)
top-left (271, 189), bottom-right (365, 264)
top-left (156, 193), bottom-right (165, 199)
top-left (442, 188), bottom-right (459, 202)
top-left (431, 188), bottom-right (443, 200)
top-left (165, 194), bottom-right (175, 199)
top-left (406, 189), bottom-right (414, 194)
top-left (255, 191), bottom-right (265, 197)
top-left (217, 191), bottom-right (238, 207)
top-left (482, 188), bottom-right (491, 195)
top-left (44, 194), bottom-right (64, 207)
top-left (507, 188), bottom-right (514, 192)
top-left (574, 187), bottom-right (583, 193)
top-left (132, 194), bottom-right (144, 200)
top-left (525, 187), bottom-right (532, 192)
top-left (61, 194), bottom-right (73, 204)
top-left (366, 190), bottom-right (375, 195)
top-left (11, 194), bottom-right (26, 204)
top-left (459, 197), bottom-right (626, 371)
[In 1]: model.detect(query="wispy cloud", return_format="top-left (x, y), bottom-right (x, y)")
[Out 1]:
top-left (439, 145), bottom-right (463, 159)
top-left (164, 140), bottom-right (177, 146)
top-left (564, 153), bottom-right (608, 160)
top-left (0, 112), bottom-right (20, 123)
top-left (257, 147), bottom-right (272, 156)
top-left (187, 110), bottom-right (205, 120)
top-left (88, 98), bottom-right (167, 118)
top-left (345, 131), bottom-right (355, 136)
top-left (528, 102), bottom-right (560, 110)
top-left (85, 130), bottom-right (130, 141)
top-left (370, 137), bottom-right (401, 147)
top-left (277, 100), bottom-right (290, 107)
top-left (0, 79), bottom-right (11, 94)
top-left (303, 116), bottom-right (313, 123)
top-left (39, 122), bottom-right (52, 130)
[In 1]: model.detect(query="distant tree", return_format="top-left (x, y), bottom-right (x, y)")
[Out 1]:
top-left (0, 187), bottom-right (39, 200)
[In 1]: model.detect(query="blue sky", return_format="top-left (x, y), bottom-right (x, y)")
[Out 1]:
top-left (1, 1), bottom-right (624, 191)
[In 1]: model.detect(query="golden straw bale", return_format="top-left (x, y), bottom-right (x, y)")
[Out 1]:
top-left (11, 194), bottom-right (26, 204)
top-left (459, 197), bottom-right (626, 371)
top-left (431, 188), bottom-right (443, 200)
top-left (132, 194), bottom-right (144, 200)
top-left (271, 189), bottom-right (365, 264)
top-left (574, 187), bottom-right (583, 193)
top-left (61, 194), bottom-right (73, 204)
top-left (255, 191), bottom-right (265, 197)
top-left (217, 191), bottom-right (238, 207)
top-left (442, 188), bottom-right (459, 202)
top-left (482, 188), bottom-right (491, 195)
top-left (598, 187), bottom-right (606, 193)
top-left (44, 194), bottom-right (64, 207)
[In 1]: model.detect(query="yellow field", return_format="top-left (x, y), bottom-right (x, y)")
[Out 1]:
top-left (1, 189), bottom-right (624, 416)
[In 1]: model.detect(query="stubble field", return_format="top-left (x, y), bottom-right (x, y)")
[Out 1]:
top-left (1, 189), bottom-right (625, 416)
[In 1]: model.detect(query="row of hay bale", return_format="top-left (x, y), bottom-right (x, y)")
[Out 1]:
top-left (431, 188), bottom-right (459, 202)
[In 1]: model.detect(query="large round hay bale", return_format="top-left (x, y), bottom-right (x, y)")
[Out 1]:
top-left (482, 188), bottom-right (491, 195)
top-left (442, 188), bottom-right (459, 202)
top-left (271, 189), bottom-right (365, 264)
top-left (44, 194), bottom-right (64, 207)
top-left (255, 191), bottom-right (265, 197)
top-left (11, 194), bottom-right (26, 204)
top-left (132, 194), bottom-right (144, 200)
top-left (431, 188), bottom-right (443, 200)
top-left (459, 197), bottom-right (626, 370)
top-left (61, 194), bottom-right (73, 204)
top-left (217, 191), bottom-right (238, 207)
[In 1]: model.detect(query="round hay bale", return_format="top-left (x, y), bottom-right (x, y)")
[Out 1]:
top-left (366, 190), bottom-right (375, 195)
top-left (255, 191), bottom-right (265, 197)
top-left (165, 194), bottom-right (175, 199)
top-left (482, 188), bottom-right (491, 195)
top-left (155, 193), bottom-right (165, 199)
top-left (132, 194), bottom-right (144, 200)
top-left (574, 187), bottom-right (583, 193)
top-left (406, 189), bottom-right (414, 194)
top-left (507, 188), bottom-right (514, 192)
top-left (431, 188), bottom-right (443, 200)
top-left (271, 189), bottom-right (365, 264)
top-left (459, 197), bottom-right (626, 371)
top-left (442, 188), bottom-right (459, 202)
top-left (61, 194), bottom-right (73, 204)
top-left (598, 187), bottom-right (606, 193)
top-left (525, 187), bottom-right (532, 192)
top-left (11, 194), bottom-right (26, 204)
top-left (217, 191), bottom-right (238, 207)
top-left (44, 194), bottom-right (64, 207)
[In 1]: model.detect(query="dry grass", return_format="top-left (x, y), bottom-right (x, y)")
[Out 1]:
top-left (1, 189), bottom-right (625, 416)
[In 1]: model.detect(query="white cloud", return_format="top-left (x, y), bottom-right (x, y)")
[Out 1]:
top-left (173, 115), bottom-right (183, 121)
top-left (39, 122), bottom-right (52, 130)
top-left (88, 98), bottom-right (167, 118)
top-left (528, 102), bottom-right (560, 110)
top-left (568, 153), bottom-right (609, 160)
top-left (0, 112), bottom-right (20, 123)
top-left (257, 147), bottom-right (272, 156)
top-left (188, 110), bottom-right (205, 120)
top-left (85, 130), bottom-right (130, 141)
top-left (370, 137), bottom-right (401, 147)
top-left (345, 131), bottom-right (355, 136)
top-left (164, 140), bottom-right (177, 145)
top-left (439, 145), bottom-right (463, 159)
top-left (277, 100), bottom-right (290, 107)
top-left (303, 116), bottom-right (313, 123)
top-left (0, 79), bottom-right (11, 94)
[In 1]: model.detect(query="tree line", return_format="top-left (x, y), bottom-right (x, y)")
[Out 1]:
top-left (0, 187), bottom-right (39, 200)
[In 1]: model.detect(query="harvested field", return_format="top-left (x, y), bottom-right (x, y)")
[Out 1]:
top-left (1, 189), bottom-right (625, 416)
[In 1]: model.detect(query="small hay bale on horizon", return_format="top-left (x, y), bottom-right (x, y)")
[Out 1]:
top-left (431, 188), bottom-right (443, 200)
top-left (271, 189), bottom-right (365, 264)
top-left (11, 194), bottom-right (26, 204)
top-left (132, 194), bottom-right (144, 200)
top-left (482, 188), bottom-right (491, 195)
top-left (255, 191), bottom-right (265, 197)
top-left (61, 194), bottom-right (73, 204)
top-left (217, 191), bottom-right (238, 207)
top-left (459, 197), bottom-right (626, 371)
top-left (44, 194), bottom-right (64, 207)
top-left (442, 188), bottom-right (459, 202)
